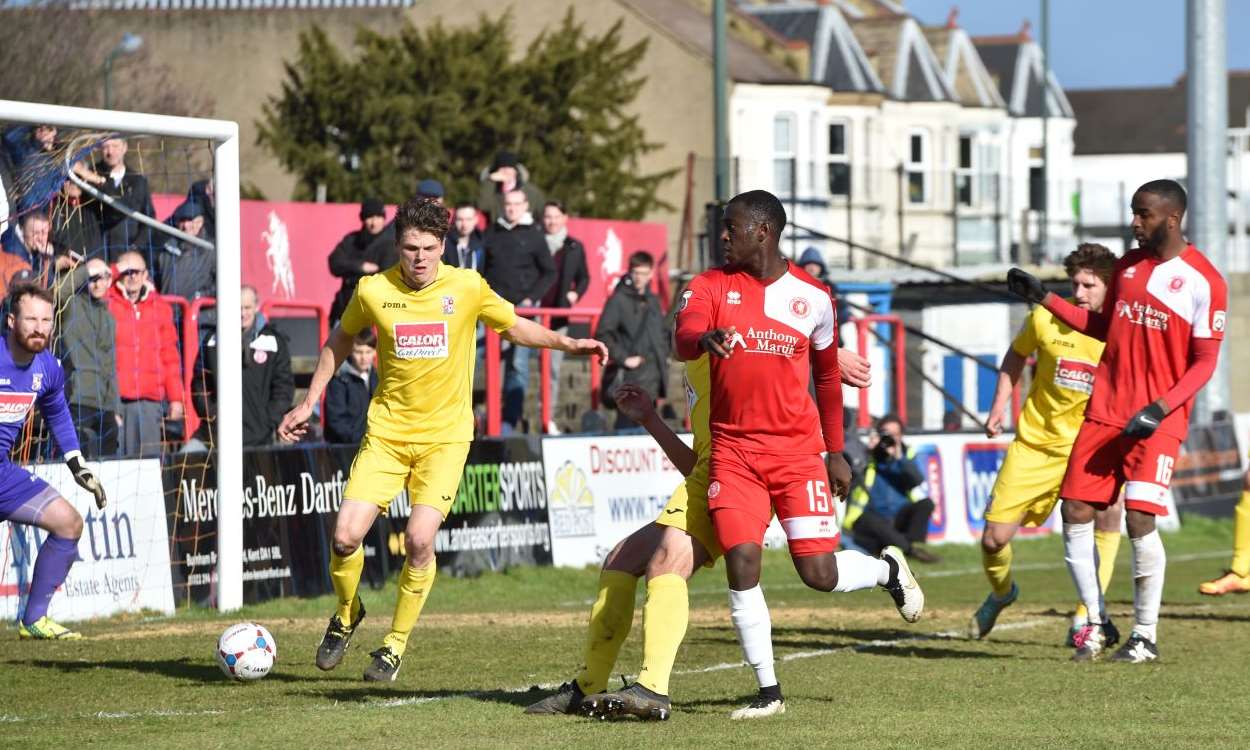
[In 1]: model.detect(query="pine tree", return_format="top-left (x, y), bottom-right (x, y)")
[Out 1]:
top-left (257, 10), bottom-right (675, 219)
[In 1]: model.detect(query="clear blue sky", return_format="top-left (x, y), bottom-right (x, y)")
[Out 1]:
top-left (907, 0), bottom-right (1250, 90)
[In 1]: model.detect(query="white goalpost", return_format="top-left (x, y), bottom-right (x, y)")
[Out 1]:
top-left (0, 99), bottom-right (244, 613)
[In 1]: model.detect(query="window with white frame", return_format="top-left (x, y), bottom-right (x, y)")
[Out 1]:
top-left (827, 121), bottom-right (850, 198)
top-left (956, 134), bottom-right (975, 207)
top-left (773, 113), bottom-right (796, 196)
top-left (907, 128), bottom-right (929, 204)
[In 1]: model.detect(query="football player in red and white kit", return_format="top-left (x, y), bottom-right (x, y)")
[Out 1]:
top-left (1008, 179), bottom-right (1227, 663)
top-left (675, 190), bottom-right (924, 717)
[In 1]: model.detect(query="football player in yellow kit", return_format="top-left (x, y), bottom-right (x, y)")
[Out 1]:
top-left (277, 197), bottom-right (607, 682)
top-left (970, 244), bottom-right (1124, 643)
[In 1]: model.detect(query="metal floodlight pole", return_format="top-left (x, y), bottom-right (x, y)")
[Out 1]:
top-left (1187, 0), bottom-right (1230, 421)
top-left (101, 33), bottom-right (142, 110)
top-left (0, 99), bottom-right (244, 612)
top-left (713, 0), bottom-right (730, 202)
top-left (1039, 0), bottom-right (1050, 264)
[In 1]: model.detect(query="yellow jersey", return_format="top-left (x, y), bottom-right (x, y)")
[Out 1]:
top-left (339, 263), bottom-right (517, 443)
top-left (1011, 301), bottom-right (1105, 451)
top-left (684, 354), bottom-right (712, 462)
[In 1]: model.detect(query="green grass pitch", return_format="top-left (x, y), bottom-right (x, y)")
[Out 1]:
top-left (3, 517), bottom-right (1248, 748)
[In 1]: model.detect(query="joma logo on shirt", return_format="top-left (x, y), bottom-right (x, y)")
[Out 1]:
top-left (383, 302), bottom-right (407, 309)
top-left (0, 392), bottom-right (36, 423)
top-left (394, 322), bottom-right (449, 359)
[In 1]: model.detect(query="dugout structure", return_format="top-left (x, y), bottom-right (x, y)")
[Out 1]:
top-left (0, 99), bottom-right (244, 612)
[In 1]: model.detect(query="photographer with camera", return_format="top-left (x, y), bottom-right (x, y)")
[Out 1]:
top-left (843, 414), bottom-right (940, 563)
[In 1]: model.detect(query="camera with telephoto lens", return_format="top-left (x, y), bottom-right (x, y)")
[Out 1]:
top-left (872, 432), bottom-right (897, 461)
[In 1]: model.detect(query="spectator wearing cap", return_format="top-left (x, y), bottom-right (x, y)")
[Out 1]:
top-left (154, 199), bottom-right (216, 302)
top-left (328, 197), bottom-right (394, 326)
top-left (53, 257), bottom-right (122, 457)
top-left (416, 178), bottom-right (445, 205)
top-left (477, 151), bottom-right (545, 224)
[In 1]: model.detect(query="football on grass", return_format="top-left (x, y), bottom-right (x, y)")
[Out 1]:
top-left (216, 623), bottom-right (277, 681)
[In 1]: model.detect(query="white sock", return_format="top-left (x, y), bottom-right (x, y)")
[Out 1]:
top-left (729, 585), bottom-right (776, 689)
top-left (1063, 521), bottom-right (1104, 623)
top-left (1130, 530), bottom-right (1165, 643)
top-left (832, 550), bottom-right (890, 591)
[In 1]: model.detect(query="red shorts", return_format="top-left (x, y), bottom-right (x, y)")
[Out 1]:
top-left (1059, 419), bottom-right (1181, 516)
top-left (708, 445), bottom-right (840, 556)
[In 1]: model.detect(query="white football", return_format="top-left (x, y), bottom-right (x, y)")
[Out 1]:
top-left (216, 622), bottom-right (277, 681)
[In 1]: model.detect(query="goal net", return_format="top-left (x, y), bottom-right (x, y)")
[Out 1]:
top-left (0, 100), bottom-right (243, 621)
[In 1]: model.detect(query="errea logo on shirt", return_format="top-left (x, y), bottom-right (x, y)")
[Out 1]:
top-left (0, 392), bottom-right (36, 423)
top-left (394, 321), bottom-right (449, 359)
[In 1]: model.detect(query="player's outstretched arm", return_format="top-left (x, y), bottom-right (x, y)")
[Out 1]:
top-left (614, 383), bottom-right (698, 476)
top-left (986, 349), bottom-right (1027, 437)
top-left (501, 316), bottom-right (609, 363)
top-left (1008, 267), bottom-right (1110, 340)
top-left (278, 326), bottom-right (354, 442)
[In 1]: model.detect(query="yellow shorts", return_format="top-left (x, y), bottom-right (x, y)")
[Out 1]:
top-left (985, 439), bottom-right (1069, 527)
top-left (343, 434), bottom-right (471, 517)
top-left (654, 459), bottom-right (722, 565)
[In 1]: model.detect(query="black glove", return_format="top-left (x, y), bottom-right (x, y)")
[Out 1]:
top-left (1123, 402), bottom-right (1166, 439)
top-left (67, 454), bottom-right (107, 509)
top-left (1006, 268), bottom-right (1047, 304)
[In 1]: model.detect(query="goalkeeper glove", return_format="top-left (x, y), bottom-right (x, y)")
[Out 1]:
top-left (67, 452), bottom-right (107, 509)
top-left (1006, 268), bottom-right (1047, 304)
top-left (1123, 402), bottom-right (1166, 439)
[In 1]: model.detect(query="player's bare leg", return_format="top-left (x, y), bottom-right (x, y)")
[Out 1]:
top-left (17, 495), bottom-right (85, 640)
top-left (721, 541), bottom-right (785, 719)
top-left (1110, 509), bottom-right (1163, 663)
top-left (790, 547), bottom-right (924, 623)
top-left (525, 524), bottom-right (661, 715)
top-left (1070, 499), bottom-right (1124, 645)
top-left (316, 499), bottom-right (379, 670)
top-left (582, 526), bottom-right (708, 721)
top-left (366, 505), bottom-right (442, 681)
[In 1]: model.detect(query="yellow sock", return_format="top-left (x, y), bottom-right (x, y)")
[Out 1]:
top-left (982, 542), bottom-right (1014, 598)
top-left (329, 547), bottom-right (364, 622)
top-left (636, 574), bottom-right (689, 697)
top-left (1094, 529), bottom-right (1121, 594)
top-left (1231, 490), bottom-right (1250, 577)
top-left (575, 570), bottom-right (638, 695)
top-left (382, 559), bottom-right (436, 655)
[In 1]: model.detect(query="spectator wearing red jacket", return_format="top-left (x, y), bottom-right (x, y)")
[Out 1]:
top-left (108, 248), bottom-right (183, 457)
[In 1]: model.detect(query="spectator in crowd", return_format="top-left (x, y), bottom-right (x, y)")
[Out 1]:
top-left (324, 328), bottom-right (378, 444)
top-left (798, 245), bottom-right (827, 282)
top-left (328, 198), bottom-right (392, 326)
top-left (843, 414), bottom-right (940, 563)
top-left (80, 137), bottom-right (155, 260)
top-left (1, 212), bottom-right (55, 280)
top-left (483, 188), bottom-right (555, 430)
top-left (443, 203), bottom-right (484, 271)
top-left (188, 285), bottom-right (294, 450)
top-left (595, 251), bottom-right (669, 431)
top-left (416, 178), bottom-right (445, 205)
top-left (478, 151), bottom-right (545, 224)
top-left (180, 178), bottom-right (216, 241)
top-left (52, 179), bottom-right (103, 261)
top-left (540, 200), bottom-right (589, 433)
top-left (108, 248), bottom-right (183, 457)
top-left (53, 258), bottom-right (122, 457)
top-left (1, 125), bottom-right (57, 174)
top-left (154, 200), bottom-right (216, 302)
top-left (0, 252), bottom-right (31, 298)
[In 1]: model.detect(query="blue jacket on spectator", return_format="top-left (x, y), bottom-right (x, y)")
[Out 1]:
top-left (324, 360), bottom-right (377, 444)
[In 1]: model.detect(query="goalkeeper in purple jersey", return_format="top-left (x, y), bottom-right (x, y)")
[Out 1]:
top-left (0, 283), bottom-right (106, 639)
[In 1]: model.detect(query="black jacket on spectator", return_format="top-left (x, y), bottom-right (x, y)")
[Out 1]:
top-left (52, 197), bottom-right (103, 260)
top-left (595, 275), bottom-right (670, 402)
top-left (324, 362), bottom-right (377, 444)
top-left (482, 217), bottom-right (555, 305)
top-left (95, 168), bottom-right (156, 259)
top-left (156, 232), bottom-right (216, 301)
top-left (192, 321), bottom-right (294, 447)
top-left (328, 226), bottom-right (395, 325)
top-left (542, 235), bottom-right (590, 329)
top-left (442, 230), bottom-right (485, 272)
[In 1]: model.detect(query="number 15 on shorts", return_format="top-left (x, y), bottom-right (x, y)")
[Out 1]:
top-left (807, 480), bottom-right (831, 513)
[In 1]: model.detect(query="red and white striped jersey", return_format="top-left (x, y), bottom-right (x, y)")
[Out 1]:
top-left (1089, 245), bottom-right (1227, 440)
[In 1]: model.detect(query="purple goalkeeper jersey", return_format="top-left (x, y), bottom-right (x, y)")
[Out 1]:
top-left (0, 334), bottom-right (79, 460)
